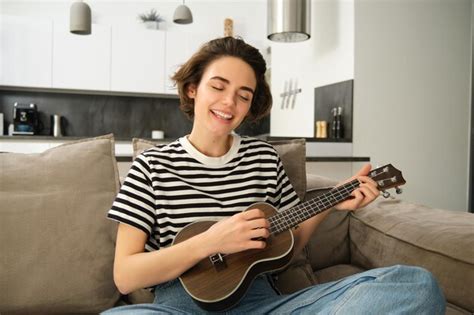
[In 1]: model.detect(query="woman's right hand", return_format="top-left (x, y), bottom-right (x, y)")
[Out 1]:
top-left (202, 209), bottom-right (270, 255)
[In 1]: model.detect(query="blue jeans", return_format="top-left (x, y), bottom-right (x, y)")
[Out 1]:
top-left (102, 265), bottom-right (445, 314)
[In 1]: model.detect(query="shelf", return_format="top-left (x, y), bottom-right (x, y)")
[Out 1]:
top-left (0, 85), bottom-right (180, 100)
top-left (0, 135), bottom-right (173, 142)
top-left (267, 136), bottom-right (351, 143)
top-left (306, 157), bottom-right (370, 162)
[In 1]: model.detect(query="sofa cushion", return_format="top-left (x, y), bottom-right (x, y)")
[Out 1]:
top-left (267, 138), bottom-right (306, 201)
top-left (307, 210), bottom-right (351, 270)
top-left (132, 137), bottom-right (156, 159)
top-left (350, 199), bottom-right (474, 313)
top-left (132, 137), bottom-right (307, 201)
top-left (272, 246), bottom-right (316, 294)
top-left (302, 175), bottom-right (352, 271)
top-left (0, 134), bottom-right (121, 314)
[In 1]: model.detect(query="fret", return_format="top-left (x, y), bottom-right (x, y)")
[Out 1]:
top-left (270, 179), bottom-right (361, 235)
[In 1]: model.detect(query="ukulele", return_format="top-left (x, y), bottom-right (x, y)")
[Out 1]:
top-left (172, 164), bottom-right (406, 311)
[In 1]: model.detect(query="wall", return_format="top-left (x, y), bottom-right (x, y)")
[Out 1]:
top-left (270, 0), bottom-right (354, 137)
top-left (354, 0), bottom-right (471, 211)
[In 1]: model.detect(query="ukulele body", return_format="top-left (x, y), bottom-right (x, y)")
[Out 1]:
top-left (172, 202), bottom-right (294, 312)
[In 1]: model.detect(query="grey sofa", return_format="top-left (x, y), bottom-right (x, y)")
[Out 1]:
top-left (1, 135), bottom-right (473, 314)
top-left (274, 174), bottom-right (474, 315)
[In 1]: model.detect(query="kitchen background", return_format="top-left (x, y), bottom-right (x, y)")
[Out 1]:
top-left (0, 90), bottom-right (268, 139)
top-left (0, 0), bottom-right (472, 213)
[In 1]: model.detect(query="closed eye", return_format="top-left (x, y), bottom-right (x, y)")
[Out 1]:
top-left (212, 86), bottom-right (223, 91)
top-left (239, 95), bottom-right (250, 101)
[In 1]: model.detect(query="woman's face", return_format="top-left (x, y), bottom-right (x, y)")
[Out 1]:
top-left (187, 56), bottom-right (257, 138)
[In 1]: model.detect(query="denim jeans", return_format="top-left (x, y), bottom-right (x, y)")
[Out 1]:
top-left (102, 265), bottom-right (445, 314)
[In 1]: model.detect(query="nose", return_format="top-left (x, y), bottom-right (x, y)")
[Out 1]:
top-left (221, 90), bottom-right (237, 107)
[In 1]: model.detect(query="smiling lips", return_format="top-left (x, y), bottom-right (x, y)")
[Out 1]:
top-left (211, 109), bottom-right (234, 121)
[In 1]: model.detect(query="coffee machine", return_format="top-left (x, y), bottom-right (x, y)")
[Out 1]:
top-left (13, 102), bottom-right (40, 135)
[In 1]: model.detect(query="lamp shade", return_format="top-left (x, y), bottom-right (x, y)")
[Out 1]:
top-left (267, 0), bottom-right (310, 42)
top-left (173, 4), bottom-right (193, 24)
top-left (70, 1), bottom-right (91, 35)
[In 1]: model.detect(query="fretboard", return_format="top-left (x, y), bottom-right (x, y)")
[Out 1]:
top-left (268, 179), bottom-right (360, 235)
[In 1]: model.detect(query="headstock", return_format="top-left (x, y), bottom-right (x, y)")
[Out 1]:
top-left (369, 164), bottom-right (406, 198)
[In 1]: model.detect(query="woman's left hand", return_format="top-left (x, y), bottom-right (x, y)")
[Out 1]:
top-left (333, 164), bottom-right (379, 211)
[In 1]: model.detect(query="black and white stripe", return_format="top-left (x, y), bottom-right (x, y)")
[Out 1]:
top-left (107, 136), bottom-right (300, 252)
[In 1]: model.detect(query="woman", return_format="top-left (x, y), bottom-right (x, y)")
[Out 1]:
top-left (104, 37), bottom-right (445, 314)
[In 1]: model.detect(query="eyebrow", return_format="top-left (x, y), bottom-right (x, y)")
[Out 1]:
top-left (210, 76), bottom-right (255, 94)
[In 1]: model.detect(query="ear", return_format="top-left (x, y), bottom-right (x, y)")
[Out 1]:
top-left (186, 84), bottom-right (197, 99)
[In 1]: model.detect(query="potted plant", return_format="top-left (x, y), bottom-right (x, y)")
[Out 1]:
top-left (138, 9), bottom-right (165, 30)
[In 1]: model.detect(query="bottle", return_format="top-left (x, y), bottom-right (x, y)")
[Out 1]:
top-left (315, 121), bottom-right (321, 138)
top-left (51, 115), bottom-right (63, 137)
top-left (336, 107), bottom-right (344, 139)
top-left (331, 107), bottom-right (337, 138)
top-left (320, 121), bottom-right (327, 138)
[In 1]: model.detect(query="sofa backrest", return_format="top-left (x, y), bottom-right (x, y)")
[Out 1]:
top-left (0, 134), bottom-right (121, 314)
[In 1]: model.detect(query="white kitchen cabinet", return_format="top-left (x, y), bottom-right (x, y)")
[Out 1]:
top-left (165, 33), bottom-right (188, 94)
top-left (1, 17), bottom-right (218, 96)
top-left (111, 26), bottom-right (165, 94)
top-left (52, 23), bottom-right (111, 91)
top-left (0, 15), bottom-right (53, 88)
top-left (165, 32), bottom-right (214, 94)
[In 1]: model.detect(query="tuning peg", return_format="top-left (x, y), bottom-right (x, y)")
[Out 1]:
top-left (382, 191), bottom-right (390, 198)
top-left (395, 187), bottom-right (403, 194)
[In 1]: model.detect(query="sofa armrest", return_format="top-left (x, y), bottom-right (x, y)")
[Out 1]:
top-left (349, 198), bottom-right (474, 313)
top-left (305, 174), bottom-right (338, 200)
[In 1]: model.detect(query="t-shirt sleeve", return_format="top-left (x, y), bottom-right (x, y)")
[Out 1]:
top-left (107, 153), bottom-right (155, 236)
top-left (275, 155), bottom-right (301, 212)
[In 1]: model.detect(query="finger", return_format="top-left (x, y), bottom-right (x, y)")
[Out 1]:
top-left (349, 190), bottom-right (364, 208)
top-left (355, 163), bottom-right (372, 177)
top-left (362, 182), bottom-right (380, 197)
top-left (358, 184), bottom-right (379, 199)
top-left (336, 164), bottom-right (373, 187)
top-left (357, 186), bottom-right (379, 207)
top-left (248, 227), bottom-right (270, 240)
top-left (247, 218), bottom-right (269, 230)
top-left (358, 176), bottom-right (378, 188)
top-left (241, 209), bottom-right (266, 220)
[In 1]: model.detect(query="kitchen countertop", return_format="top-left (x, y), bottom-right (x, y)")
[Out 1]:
top-left (0, 135), bottom-right (368, 163)
top-left (0, 135), bottom-right (170, 142)
top-left (1, 135), bottom-right (351, 143)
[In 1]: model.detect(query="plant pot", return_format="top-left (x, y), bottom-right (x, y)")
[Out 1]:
top-left (144, 21), bottom-right (160, 30)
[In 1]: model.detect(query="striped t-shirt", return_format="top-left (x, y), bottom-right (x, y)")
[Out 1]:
top-left (107, 135), bottom-right (300, 252)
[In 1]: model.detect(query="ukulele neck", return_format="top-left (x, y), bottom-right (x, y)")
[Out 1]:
top-left (268, 179), bottom-right (360, 235)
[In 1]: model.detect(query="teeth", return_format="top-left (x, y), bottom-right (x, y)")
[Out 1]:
top-left (212, 110), bottom-right (233, 120)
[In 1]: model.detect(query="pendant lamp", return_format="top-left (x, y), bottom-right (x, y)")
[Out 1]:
top-left (70, 0), bottom-right (91, 35)
top-left (173, 0), bottom-right (193, 24)
top-left (267, 0), bottom-right (310, 42)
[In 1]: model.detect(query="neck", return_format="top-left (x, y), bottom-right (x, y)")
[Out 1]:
top-left (269, 179), bottom-right (360, 235)
top-left (187, 129), bottom-right (233, 157)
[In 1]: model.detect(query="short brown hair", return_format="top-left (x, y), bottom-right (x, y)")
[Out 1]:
top-left (171, 37), bottom-right (272, 123)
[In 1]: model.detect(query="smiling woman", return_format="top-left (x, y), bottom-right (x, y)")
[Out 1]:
top-left (102, 37), bottom-right (445, 315)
